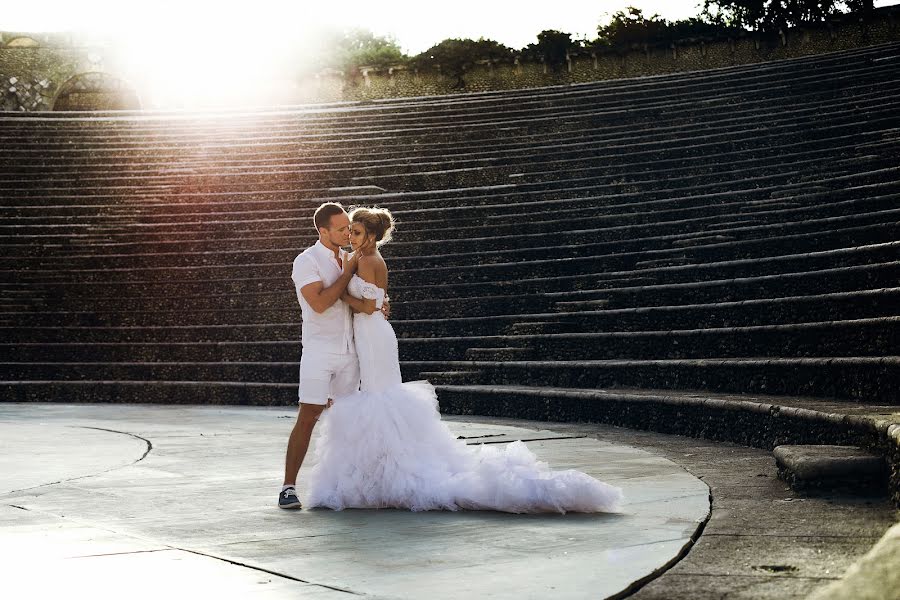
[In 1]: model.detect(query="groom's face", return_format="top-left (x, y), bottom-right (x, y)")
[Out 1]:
top-left (323, 212), bottom-right (351, 248)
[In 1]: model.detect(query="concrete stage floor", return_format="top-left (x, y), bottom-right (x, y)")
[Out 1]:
top-left (0, 404), bottom-right (709, 599)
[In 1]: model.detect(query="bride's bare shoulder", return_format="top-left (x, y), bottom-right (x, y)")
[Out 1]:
top-left (358, 253), bottom-right (389, 290)
top-left (359, 252), bottom-right (387, 269)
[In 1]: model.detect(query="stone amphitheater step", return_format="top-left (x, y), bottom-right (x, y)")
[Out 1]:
top-left (4, 259), bottom-right (898, 328)
top-left (3, 285), bottom-right (898, 341)
top-left (428, 383), bottom-right (900, 503)
top-left (6, 213), bottom-right (895, 293)
top-left (9, 132), bottom-right (892, 193)
top-left (1, 68), bottom-right (892, 164)
top-left (5, 191), bottom-right (897, 272)
top-left (502, 321), bottom-right (579, 336)
top-left (0, 380), bottom-right (297, 405)
top-left (5, 178), bottom-right (897, 256)
top-left (7, 154), bottom-right (890, 228)
top-left (1, 114), bottom-right (891, 190)
top-left (5, 349), bottom-right (897, 405)
top-left (6, 230), bottom-right (898, 303)
top-left (547, 255), bottom-right (900, 309)
top-left (3, 90), bottom-right (893, 188)
top-left (408, 356), bottom-right (900, 404)
top-left (5, 316), bottom-right (893, 364)
top-left (3, 121), bottom-right (893, 210)
top-left (3, 83), bottom-right (891, 178)
top-left (773, 444), bottom-right (888, 492)
top-left (1, 55), bottom-right (891, 154)
top-left (4, 190), bottom-right (895, 267)
top-left (0, 361), bottom-right (300, 383)
top-left (463, 347), bottom-right (536, 361)
top-left (3, 126), bottom-right (895, 204)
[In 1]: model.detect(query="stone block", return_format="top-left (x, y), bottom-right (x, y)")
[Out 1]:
top-left (774, 445), bottom-right (887, 492)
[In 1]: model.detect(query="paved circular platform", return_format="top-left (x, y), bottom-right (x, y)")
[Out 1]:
top-left (0, 404), bottom-right (709, 599)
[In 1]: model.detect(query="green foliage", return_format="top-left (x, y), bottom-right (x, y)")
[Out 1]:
top-left (521, 30), bottom-right (579, 69)
top-left (701, 0), bottom-right (873, 31)
top-left (593, 6), bottom-right (740, 52)
top-left (320, 28), bottom-right (406, 76)
top-left (595, 7), bottom-right (669, 48)
top-left (537, 30), bottom-right (575, 67)
top-left (296, 1), bottom-right (878, 82)
top-left (413, 38), bottom-right (513, 88)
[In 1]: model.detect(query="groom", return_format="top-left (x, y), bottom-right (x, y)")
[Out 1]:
top-left (279, 202), bottom-right (362, 509)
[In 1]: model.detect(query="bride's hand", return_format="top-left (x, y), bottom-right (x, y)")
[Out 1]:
top-left (343, 251), bottom-right (360, 275)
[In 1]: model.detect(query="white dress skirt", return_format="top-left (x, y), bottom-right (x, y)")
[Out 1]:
top-left (306, 276), bottom-right (624, 513)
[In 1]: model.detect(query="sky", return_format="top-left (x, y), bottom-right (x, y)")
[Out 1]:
top-left (3, 1), bottom-right (897, 54)
top-left (2, 1), bottom-right (719, 54)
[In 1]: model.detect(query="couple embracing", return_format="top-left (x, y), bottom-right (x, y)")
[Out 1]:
top-left (279, 202), bottom-right (623, 514)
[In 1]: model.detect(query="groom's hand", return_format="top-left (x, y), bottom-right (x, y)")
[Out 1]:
top-left (381, 299), bottom-right (391, 319)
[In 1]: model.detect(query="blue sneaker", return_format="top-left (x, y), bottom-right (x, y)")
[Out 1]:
top-left (278, 486), bottom-right (302, 509)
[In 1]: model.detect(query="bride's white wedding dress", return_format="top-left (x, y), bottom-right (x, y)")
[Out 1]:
top-left (306, 275), bottom-right (624, 513)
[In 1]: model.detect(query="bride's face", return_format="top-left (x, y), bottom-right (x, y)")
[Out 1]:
top-left (349, 222), bottom-right (374, 252)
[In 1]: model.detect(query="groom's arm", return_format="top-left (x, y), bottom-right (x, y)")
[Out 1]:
top-left (294, 252), bottom-right (358, 314)
top-left (341, 292), bottom-right (377, 315)
top-left (301, 274), bottom-right (354, 314)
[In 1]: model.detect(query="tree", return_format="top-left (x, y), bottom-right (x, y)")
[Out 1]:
top-left (592, 7), bottom-right (738, 53)
top-left (596, 7), bottom-right (669, 50)
top-left (525, 29), bottom-right (579, 71)
top-left (701, 0), bottom-right (851, 32)
top-left (413, 38), bottom-right (513, 88)
top-left (319, 29), bottom-right (406, 79)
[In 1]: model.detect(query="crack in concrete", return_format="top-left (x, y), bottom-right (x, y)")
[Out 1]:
top-left (75, 426), bottom-right (153, 462)
top-left (177, 548), bottom-right (365, 595)
top-left (612, 489), bottom-right (714, 599)
top-left (467, 435), bottom-right (586, 445)
top-left (664, 572), bottom-right (842, 580)
top-left (69, 548), bottom-right (170, 559)
top-left (1, 426), bottom-right (153, 497)
top-left (214, 533), bottom-right (334, 546)
top-left (7, 502), bottom-right (364, 596)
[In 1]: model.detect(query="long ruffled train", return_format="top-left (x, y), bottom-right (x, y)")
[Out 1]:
top-left (306, 380), bottom-right (623, 514)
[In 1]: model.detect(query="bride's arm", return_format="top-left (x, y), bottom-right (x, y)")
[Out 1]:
top-left (342, 256), bottom-right (380, 315)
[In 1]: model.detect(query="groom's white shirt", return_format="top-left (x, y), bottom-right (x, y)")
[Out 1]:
top-left (291, 241), bottom-right (355, 355)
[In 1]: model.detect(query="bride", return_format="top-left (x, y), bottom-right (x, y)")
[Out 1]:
top-left (306, 207), bottom-right (623, 513)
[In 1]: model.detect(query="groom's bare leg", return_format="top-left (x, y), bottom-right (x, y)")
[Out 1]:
top-left (283, 402), bottom-right (326, 486)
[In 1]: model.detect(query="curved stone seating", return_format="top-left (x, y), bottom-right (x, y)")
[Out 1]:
top-left (2, 42), bottom-right (900, 508)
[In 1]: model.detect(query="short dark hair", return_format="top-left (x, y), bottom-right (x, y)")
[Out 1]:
top-left (313, 202), bottom-right (346, 231)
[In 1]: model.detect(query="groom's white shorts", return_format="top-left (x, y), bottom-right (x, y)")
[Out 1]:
top-left (298, 351), bottom-right (360, 406)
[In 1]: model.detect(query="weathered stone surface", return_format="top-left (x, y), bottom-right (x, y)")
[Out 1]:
top-left (453, 414), bottom-right (899, 600)
top-left (774, 444), bottom-right (887, 491)
top-left (807, 522), bottom-right (900, 600)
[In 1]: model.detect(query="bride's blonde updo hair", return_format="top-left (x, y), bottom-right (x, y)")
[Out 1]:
top-left (350, 206), bottom-right (395, 246)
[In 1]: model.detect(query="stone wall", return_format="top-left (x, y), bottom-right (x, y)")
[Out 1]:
top-left (0, 48), bottom-right (80, 111)
top-left (337, 11), bottom-right (900, 102)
